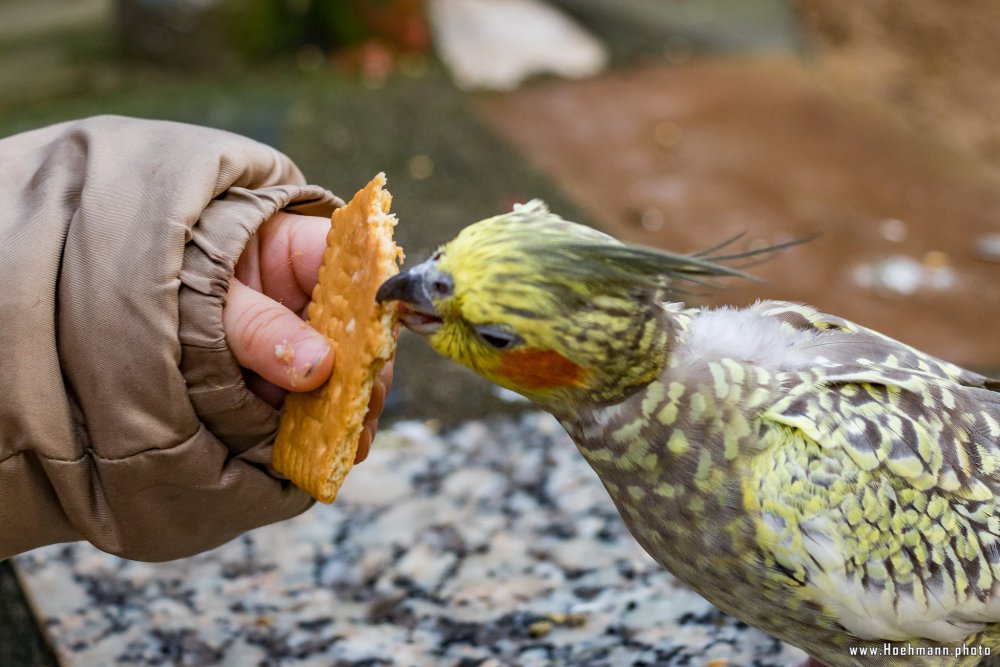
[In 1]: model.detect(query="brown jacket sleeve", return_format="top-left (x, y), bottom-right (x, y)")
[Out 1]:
top-left (0, 116), bottom-right (341, 561)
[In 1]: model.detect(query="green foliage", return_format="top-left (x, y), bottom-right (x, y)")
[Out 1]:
top-left (223, 0), bottom-right (393, 57)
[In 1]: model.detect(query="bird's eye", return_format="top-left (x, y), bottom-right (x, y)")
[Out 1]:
top-left (431, 274), bottom-right (454, 297)
top-left (475, 324), bottom-right (523, 350)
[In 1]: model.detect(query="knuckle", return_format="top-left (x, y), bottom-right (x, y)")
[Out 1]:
top-left (235, 303), bottom-right (286, 352)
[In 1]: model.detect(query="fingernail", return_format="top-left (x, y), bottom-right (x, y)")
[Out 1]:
top-left (295, 336), bottom-right (330, 378)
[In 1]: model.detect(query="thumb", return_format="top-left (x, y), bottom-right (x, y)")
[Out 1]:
top-left (223, 278), bottom-right (334, 392)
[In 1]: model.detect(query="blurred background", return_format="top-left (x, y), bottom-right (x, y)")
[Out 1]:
top-left (3, 1), bottom-right (1000, 665)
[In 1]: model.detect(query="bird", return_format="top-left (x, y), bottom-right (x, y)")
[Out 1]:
top-left (375, 200), bottom-right (1000, 667)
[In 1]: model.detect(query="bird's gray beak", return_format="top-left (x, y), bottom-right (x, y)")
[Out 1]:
top-left (376, 268), bottom-right (432, 309)
top-left (376, 262), bottom-right (446, 335)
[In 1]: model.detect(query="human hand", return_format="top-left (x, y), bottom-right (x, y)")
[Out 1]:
top-left (223, 211), bottom-right (393, 463)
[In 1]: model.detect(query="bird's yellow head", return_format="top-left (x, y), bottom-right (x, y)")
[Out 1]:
top-left (376, 201), bottom-right (755, 414)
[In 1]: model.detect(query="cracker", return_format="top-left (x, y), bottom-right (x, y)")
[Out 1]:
top-left (272, 173), bottom-right (403, 503)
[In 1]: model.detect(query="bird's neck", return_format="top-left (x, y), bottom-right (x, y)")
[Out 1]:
top-left (558, 341), bottom-right (774, 562)
top-left (588, 301), bottom-right (680, 404)
top-left (565, 351), bottom-right (769, 494)
top-left (538, 302), bottom-right (687, 418)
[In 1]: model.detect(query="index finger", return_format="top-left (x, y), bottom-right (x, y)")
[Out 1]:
top-left (256, 212), bottom-right (332, 314)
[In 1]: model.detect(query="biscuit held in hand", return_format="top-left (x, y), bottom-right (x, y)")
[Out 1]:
top-left (273, 173), bottom-right (403, 503)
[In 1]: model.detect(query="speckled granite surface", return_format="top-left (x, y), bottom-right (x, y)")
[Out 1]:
top-left (15, 414), bottom-right (806, 666)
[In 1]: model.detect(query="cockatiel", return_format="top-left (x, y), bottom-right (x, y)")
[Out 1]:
top-left (375, 201), bottom-right (1000, 667)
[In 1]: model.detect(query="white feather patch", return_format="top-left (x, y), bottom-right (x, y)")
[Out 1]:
top-left (676, 303), bottom-right (826, 371)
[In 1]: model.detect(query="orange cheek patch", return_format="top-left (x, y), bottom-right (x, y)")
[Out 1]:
top-left (497, 348), bottom-right (584, 390)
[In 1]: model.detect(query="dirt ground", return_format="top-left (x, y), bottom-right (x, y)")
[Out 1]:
top-left (794, 0), bottom-right (1000, 172)
top-left (477, 57), bottom-right (1000, 372)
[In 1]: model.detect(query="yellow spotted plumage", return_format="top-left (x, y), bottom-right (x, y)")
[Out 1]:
top-left (376, 201), bottom-right (1000, 667)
